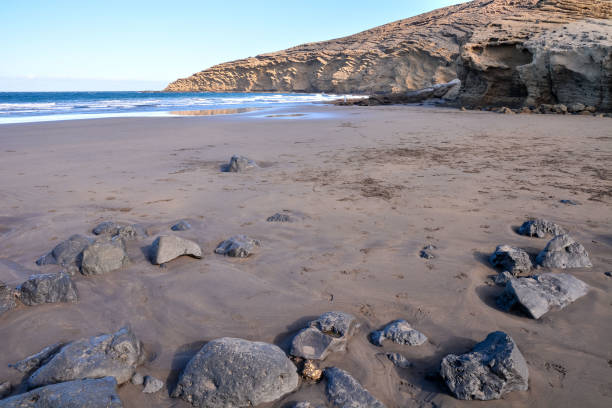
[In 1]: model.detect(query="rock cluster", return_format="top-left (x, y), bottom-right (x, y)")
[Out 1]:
top-left (498, 273), bottom-right (589, 319)
top-left (440, 331), bottom-right (529, 400)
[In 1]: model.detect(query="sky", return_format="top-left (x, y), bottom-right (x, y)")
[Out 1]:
top-left (0, 0), bottom-right (467, 91)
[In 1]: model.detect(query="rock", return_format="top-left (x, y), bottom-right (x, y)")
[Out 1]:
top-left (568, 103), bottom-right (586, 113)
top-left (498, 272), bottom-right (589, 319)
top-left (300, 360), bottom-right (323, 382)
top-left (93, 221), bottom-right (118, 235)
top-left (289, 403), bottom-right (325, 408)
top-left (0, 377), bottom-right (122, 408)
top-left (36, 234), bottom-right (92, 275)
top-left (81, 239), bottom-right (129, 276)
top-left (494, 271), bottom-right (514, 286)
top-left (499, 107), bottom-right (514, 114)
top-left (386, 353), bottom-right (412, 368)
top-left (290, 311), bottom-right (358, 360)
top-left (0, 382), bottom-right (10, 399)
top-left (226, 155), bottom-right (257, 172)
top-left (171, 220), bottom-right (192, 231)
top-left (9, 343), bottom-right (63, 374)
top-left (172, 337), bottom-right (299, 408)
top-left (267, 213), bottom-right (293, 223)
top-left (17, 272), bottom-right (78, 306)
top-left (560, 199), bottom-right (580, 205)
top-left (214, 235), bottom-right (260, 258)
top-left (150, 235), bottom-right (202, 265)
top-left (0, 281), bottom-right (16, 316)
top-left (324, 367), bottom-right (385, 408)
top-left (518, 218), bottom-right (565, 238)
top-left (131, 372), bottom-right (144, 386)
top-left (420, 245), bottom-right (436, 259)
top-left (489, 245), bottom-right (532, 275)
top-left (536, 234), bottom-right (592, 268)
top-left (27, 327), bottom-right (143, 389)
top-left (92, 222), bottom-right (139, 240)
top-left (605, 272), bottom-right (612, 278)
top-left (143, 375), bottom-right (164, 394)
top-left (440, 331), bottom-right (529, 400)
top-left (552, 104), bottom-right (568, 114)
top-left (370, 320), bottom-right (427, 346)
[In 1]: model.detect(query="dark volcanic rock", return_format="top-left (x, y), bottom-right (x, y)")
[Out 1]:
top-left (0, 281), bottom-right (17, 316)
top-left (171, 220), bottom-right (192, 231)
top-left (215, 235), bottom-right (260, 258)
top-left (10, 343), bottom-right (63, 374)
top-left (150, 235), bottom-right (202, 265)
top-left (324, 367), bottom-right (386, 408)
top-left (518, 218), bottom-right (565, 238)
top-left (420, 245), bottom-right (436, 259)
top-left (498, 272), bottom-right (589, 319)
top-left (440, 331), bottom-right (529, 400)
top-left (226, 155), bottom-right (258, 172)
top-left (290, 312), bottom-right (358, 361)
top-left (27, 327), bottom-right (143, 389)
top-left (18, 272), bottom-right (78, 306)
top-left (81, 239), bottom-right (129, 276)
top-left (536, 234), bottom-right (592, 269)
top-left (370, 320), bottom-right (427, 346)
top-left (0, 377), bottom-right (122, 408)
top-left (36, 235), bottom-right (92, 275)
top-left (172, 337), bottom-right (299, 408)
top-left (489, 245), bottom-right (532, 275)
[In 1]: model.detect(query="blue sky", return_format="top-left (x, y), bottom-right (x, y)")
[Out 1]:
top-left (0, 0), bottom-right (467, 91)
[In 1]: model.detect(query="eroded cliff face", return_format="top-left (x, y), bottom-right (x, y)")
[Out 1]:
top-left (165, 0), bottom-right (612, 110)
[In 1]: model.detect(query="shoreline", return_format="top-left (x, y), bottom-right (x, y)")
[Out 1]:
top-left (0, 105), bottom-right (611, 407)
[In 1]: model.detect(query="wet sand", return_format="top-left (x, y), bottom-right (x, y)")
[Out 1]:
top-left (0, 105), bottom-right (611, 407)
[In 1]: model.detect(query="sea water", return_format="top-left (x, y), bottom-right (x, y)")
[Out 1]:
top-left (0, 91), bottom-right (358, 124)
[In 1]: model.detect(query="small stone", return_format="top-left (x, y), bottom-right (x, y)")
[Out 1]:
top-left (93, 221), bottom-right (118, 235)
top-left (290, 311), bottom-right (358, 360)
top-left (215, 235), bottom-right (260, 258)
top-left (560, 199), bottom-right (579, 205)
top-left (440, 331), bottom-right (528, 400)
top-left (0, 381), bottom-right (11, 399)
top-left (420, 245), bottom-right (436, 259)
top-left (36, 234), bottom-right (92, 275)
top-left (370, 320), bottom-right (427, 346)
top-left (226, 155), bottom-right (258, 172)
top-left (0, 377), bottom-right (122, 408)
top-left (324, 367), bottom-right (386, 408)
top-left (81, 239), bottom-right (129, 276)
top-left (489, 245), bottom-right (532, 275)
top-left (386, 352), bottom-right (412, 368)
top-left (92, 222), bottom-right (139, 240)
top-left (567, 103), bottom-right (586, 113)
top-left (172, 337), bottom-right (299, 408)
top-left (498, 272), bottom-right (589, 319)
top-left (494, 271), bottom-right (514, 286)
top-left (10, 343), bottom-right (63, 374)
top-left (17, 272), bottom-right (78, 306)
top-left (301, 360), bottom-right (323, 382)
top-left (131, 372), bottom-right (144, 386)
top-left (171, 220), bottom-right (192, 231)
top-left (499, 107), bottom-right (514, 114)
top-left (150, 235), bottom-right (202, 264)
top-left (266, 213), bottom-right (293, 223)
top-left (536, 234), bottom-right (592, 269)
top-left (0, 281), bottom-right (17, 316)
top-left (605, 272), bottom-right (612, 278)
top-left (143, 375), bottom-right (164, 394)
top-left (518, 218), bottom-right (565, 238)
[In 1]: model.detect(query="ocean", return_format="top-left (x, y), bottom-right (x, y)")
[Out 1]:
top-left (0, 91), bottom-right (356, 124)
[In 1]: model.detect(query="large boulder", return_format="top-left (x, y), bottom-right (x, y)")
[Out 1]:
top-left (17, 272), bottom-right (78, 306)
top-left (172, 337), bottom-right (299, 408)
top-left (498, 273), bottom-right (589, 319)
top-left (324, 367), bottom-right (386, 408)
top-left (440, 331), bottom-right (529, 400)
top-left (489, 245), bottom-right (532, 275)
top-left (36, 235), bottom-right (92, 275)
top-left (517, 219), bottom-right (565, 238)
top-left (81, 239), bottom-right (129, 276)
top-left (290, 311), bottom-right (358, 360)
top-left (369, 320), bottom-right (427, 346)
top-left (150, 235), bottom-right (202, 265)
top-left (27, 327), bottom-right (143, 389)
top-left (0, 377), bottom-right (122, 408)
top-left (215, 235), bottom-right (260, 258)
top-left (536, 234), bottom-right (592, 268)
top-left (0, 281), bottom-right (16, 316)
top-left (226, 155), bottom-right (258, 172)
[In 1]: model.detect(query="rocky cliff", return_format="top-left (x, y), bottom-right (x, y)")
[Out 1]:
top-left (165, 0), bottom-right (612, 110)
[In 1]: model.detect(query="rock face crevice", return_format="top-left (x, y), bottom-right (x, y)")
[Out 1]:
top-left (165, 0), bottom-right (612, 111)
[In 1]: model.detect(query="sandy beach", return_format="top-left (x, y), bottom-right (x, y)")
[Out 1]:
top-left (0, 105), bottom-right (611, 407)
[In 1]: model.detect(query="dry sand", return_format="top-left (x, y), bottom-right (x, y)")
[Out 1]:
top-left (0, 105), bottom-right (611, 407)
